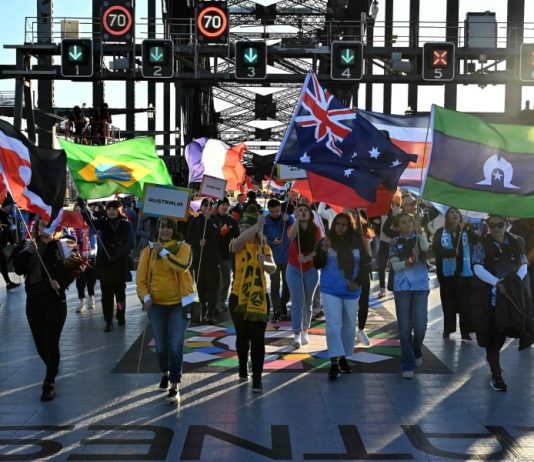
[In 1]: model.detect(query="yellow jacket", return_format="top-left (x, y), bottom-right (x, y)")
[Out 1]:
top-left (136, 239), bottom-right (194, 305)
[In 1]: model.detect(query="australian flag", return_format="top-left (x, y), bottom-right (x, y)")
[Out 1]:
top-left (276, 73), bottom-right (417, 202)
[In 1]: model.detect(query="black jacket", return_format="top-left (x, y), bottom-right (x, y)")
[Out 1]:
top-left (432, 227), bottom-right (478, 280)
top-left (496, 273), bottom-right (534, 350)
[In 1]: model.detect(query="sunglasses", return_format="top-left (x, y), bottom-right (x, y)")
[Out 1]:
top-left (488, 222), bottom-right (505, 230)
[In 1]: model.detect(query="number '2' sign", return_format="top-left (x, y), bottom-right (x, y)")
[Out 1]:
top-left (196, 1), bottom-right (229, 43)
top-left (101, 1), bottom-right (135, 43)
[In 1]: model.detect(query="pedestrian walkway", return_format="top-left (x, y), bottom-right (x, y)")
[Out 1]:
top-left (1, 274), bottom-right (534, 461)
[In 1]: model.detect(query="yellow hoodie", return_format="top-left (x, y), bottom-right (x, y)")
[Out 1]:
top-left (136, 240), bottom-right (194, 305)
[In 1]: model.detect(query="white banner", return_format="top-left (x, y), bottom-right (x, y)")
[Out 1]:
top-left (277, 164), bottom-right (308, 180)
top-left (199, 174), bottom-right (227, 199)
top-left (141, 184), bottom-right (192, 221)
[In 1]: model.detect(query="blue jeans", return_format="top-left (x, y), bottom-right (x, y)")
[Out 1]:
top-left (148, 303), bottom-right (190, 384)
top-left (394, 290), bottom-right (429, 372)
top-left (286, 264), bottom-right (318, 333)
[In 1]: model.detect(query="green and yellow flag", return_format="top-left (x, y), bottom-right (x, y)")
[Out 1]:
top-left (58, 137), bottom-right (172, 199)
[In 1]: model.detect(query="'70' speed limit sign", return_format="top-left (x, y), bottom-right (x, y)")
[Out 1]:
top-left (101, 1), bottom-right (135, 43)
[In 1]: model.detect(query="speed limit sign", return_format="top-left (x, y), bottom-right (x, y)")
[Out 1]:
top-left (101, 0), bottom-right (135, 43)
top-left (196, 1), bottom-right (229, 43)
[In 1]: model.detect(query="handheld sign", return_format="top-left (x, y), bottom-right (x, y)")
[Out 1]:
top-left (199, 175), bottom-right (227, 200)
top-left (277, 164), bottom-right (308, 180)
top-left (141, 184), bottom-right (192, 221)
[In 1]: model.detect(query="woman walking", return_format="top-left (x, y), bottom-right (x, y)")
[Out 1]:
top-left (286, 204), bottom-right (320, 349)
top-left (229, 205), bottom-right (276, 393)
top-left (14, 218), bottom-right (79, 401)
top-left (314, 213), bottom-right (370, 380)
top-left (136, 218), bottom-right (194, 403)
top-left (432, 207), bottom-right (477, 341)
top-left (389, 212), bottom-right (429, 379)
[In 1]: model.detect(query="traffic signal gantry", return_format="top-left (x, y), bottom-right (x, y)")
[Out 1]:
top-left (142, 39), bottom-right (174, 78)
top-left (330, 41), bottom-right (363, 81)
top-left (235, 41), bottom-right (267, 80)
top-left (60, 39), bottom-right (93, 77)
top-left (422, 42), bottom-right (456, 82)
top-left (520, 43), bottom-right (534, 82)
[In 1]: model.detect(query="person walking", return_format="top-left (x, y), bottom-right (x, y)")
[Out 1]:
top-left (286, 204), bottom-right (320, 349)
top-left (432, 207), bottom-right (477, 341)
top-left (72, 203), bottom-right (97, 313)
top-left (389, 212), bottom-right (430, 379)
top-left (229, 205), bottom-right (276, 393)
top-left (471, 214), bottom-right (530, 391)
top-left (263, 198), bottom-right (293, 322)
top-left (314, 212), bottom-right (370, 380)
top-left (85, 200), bottom-right (135, 332)
top-left (136, 218), bottom-right (194, 403)
top-left (0, 198), bottom-right (20, 290)
top-left (13, 218), bottom-right (79, 401)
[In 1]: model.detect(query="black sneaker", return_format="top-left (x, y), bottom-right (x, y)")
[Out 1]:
top-left (166, 387), bottom-right (179, 403)
top-left (338, 357), bottom-right (352, 373)
top-left (271, 314), bottom-right (281, 323)
top-left (6, 282), bottom-right (20, 290)
top-left (252, 379), bottom-right (263, 393)
top-left (328, 362), bottom-right (341, 380)
top-left (461, 334), bottom-right (473, 343)
top-left (490, 374), bottom-right (507, 392)
top-left (40, 382), bottom-right (55, 401)
top-left (312, 310), bottom-right (325, 321)
top-left (159, 374), bottom-right (169, 391)
top-left (117, 319), bottom-right (125, 326)
top-left (104, 322), bottom-right (113, 332)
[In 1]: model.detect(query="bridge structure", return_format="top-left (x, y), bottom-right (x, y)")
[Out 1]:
top-left (0, 0), bottom-right (532, 187)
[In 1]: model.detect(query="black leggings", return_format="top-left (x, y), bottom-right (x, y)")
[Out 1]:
top-left (76, 265), bottom-right (97, 299)
top-left (26, 289), bottom-right (67, 382)
top-left (358, 278), bottom-right (371, 330)
top-left (485, 310), bottom-right (507, 376)
top-left (0, 248), bottom-right (11, 283)
top-left (229, 294), bottom-right (267, 379)
top-left (378, 241), bottom-right (390, 289)
top-left (195, 261), bottom-right (220, 320)
top-left (100, 280), bottom-right (126, 323)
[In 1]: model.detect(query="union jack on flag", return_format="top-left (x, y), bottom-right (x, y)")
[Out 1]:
top-left (276, 73), bottom-right (417, 202)
top-left (295, 73), bottom-right (356, 156)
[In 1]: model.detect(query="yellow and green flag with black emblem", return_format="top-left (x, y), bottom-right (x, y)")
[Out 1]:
top-left (58, 137), bottom-right (172, 199)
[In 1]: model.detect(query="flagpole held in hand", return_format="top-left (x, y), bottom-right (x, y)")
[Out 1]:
top-left (78, 198), bottom-right (112, 261)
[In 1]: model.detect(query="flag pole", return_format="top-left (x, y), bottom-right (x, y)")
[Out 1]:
top-left (419, 105), bottom-right (434, 196)
top-left (79, 198), bottom-right (112, 261)
top-left (195, 211), bottom-right (209, 323)
top-left (0, 155), bottom-right (59, 294)
top-left (12, 205), bottom-right (60, 295)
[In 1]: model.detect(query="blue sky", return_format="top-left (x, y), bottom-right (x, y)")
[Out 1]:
top-left (1, 0), bottom-right (533, 138)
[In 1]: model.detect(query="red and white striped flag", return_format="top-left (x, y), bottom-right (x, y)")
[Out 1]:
top-left (360, 110), bottom-right (432, 188)
top-left (0, 119), bottom-right (66, 220)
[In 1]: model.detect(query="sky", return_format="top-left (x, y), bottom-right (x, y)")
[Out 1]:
top-left (1, 0), bottom-right (534, 146)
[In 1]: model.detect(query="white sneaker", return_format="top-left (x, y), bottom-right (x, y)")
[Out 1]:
top-left (301, 330), bottom-right (309, 345)
top-left (76, 299), bottom-right (86, 313)
top-left (402, 370), bottom-right (414, 379)
top-left (88, 296), bottom-right (96, 310)
top-left (292, 333), bottom-right (301, 349)
top-left (356, 329), bottom-right (370, 346)
top-left (415, 357), bottom-right (423, 368)
top-left (166, 386), bottom-right (179, 403)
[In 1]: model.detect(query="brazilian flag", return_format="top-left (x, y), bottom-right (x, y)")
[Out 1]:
top-left (59, 137), bottom-right (173, 199)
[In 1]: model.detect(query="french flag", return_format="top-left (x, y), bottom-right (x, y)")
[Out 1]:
top-left (185, 137), bottom-right (246, 192)
top-left (359, 110), bottom-right (432, 187)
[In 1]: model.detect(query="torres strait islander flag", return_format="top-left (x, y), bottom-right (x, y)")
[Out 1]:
top-left (185, 138), bottom-right (246, 191)
top-left (359, 109), bottom-right (431, 187)
top-left (0, 119), bottom-right (66, 220)
top-left (422, 106), bottom-right (534, 218)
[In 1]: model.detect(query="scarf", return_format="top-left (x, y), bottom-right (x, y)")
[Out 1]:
top-left (441, 229), bottom-right (473, 277)
top-left (235, 241), bottom-right (269, 322)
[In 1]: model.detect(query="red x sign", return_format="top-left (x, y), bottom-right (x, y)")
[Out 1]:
top-left (432, 50), bottom-right (448, 67)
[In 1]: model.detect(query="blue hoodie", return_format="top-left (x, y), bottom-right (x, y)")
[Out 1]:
top-left (263, 214), bottom-right (294, 265)
top-left (320, 248), bottom-right (362, 299)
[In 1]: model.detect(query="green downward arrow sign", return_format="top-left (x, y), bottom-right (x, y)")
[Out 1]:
top-left (68, 45), bottom-right (83, 62)
top-left (150, 47), bottom-right (164, 62)
top-left (341, 48), bottom-right (355, 65)
top-left (244, 47), bottom-right (259, 65)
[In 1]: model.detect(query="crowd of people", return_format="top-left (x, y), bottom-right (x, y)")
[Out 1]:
top-left (5, 187), bottom-right (534, 402)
